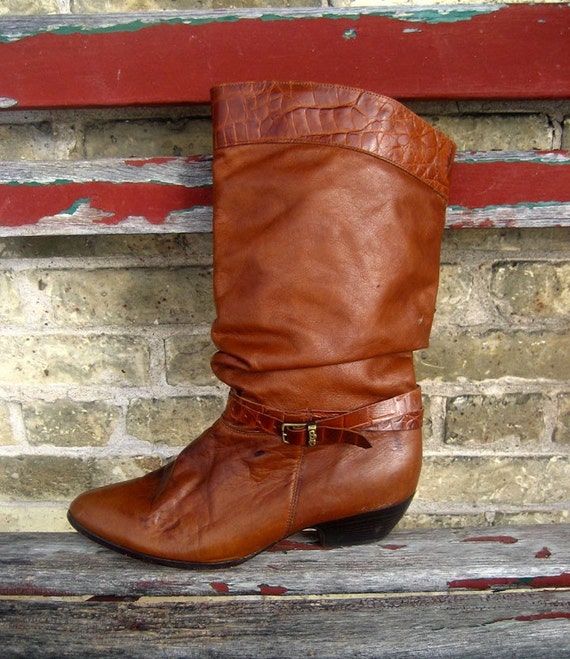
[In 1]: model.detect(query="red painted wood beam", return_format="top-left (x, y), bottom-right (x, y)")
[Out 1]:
top-left (0, 182), bottom-right (213, 229)
top-left (449, 156), bottom-right (570, 209)
top-left (1, 4), bottom-right (569, 110)
top-left (1, 153), bottom-right (568, 232)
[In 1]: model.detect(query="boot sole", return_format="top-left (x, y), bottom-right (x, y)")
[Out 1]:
top-left (67, 495), bottom-right (413, 570)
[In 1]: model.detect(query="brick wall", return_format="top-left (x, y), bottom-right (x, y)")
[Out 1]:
top-left (0, 0), bottom-right (568, 532)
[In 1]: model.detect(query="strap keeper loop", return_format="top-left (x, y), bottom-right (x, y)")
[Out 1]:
top-left (281, 422), bottom-right (318, 446)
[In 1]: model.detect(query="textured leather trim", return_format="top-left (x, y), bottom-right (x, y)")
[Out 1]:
top-left (223, 387), bottom-right (424, 448)
top-left (212, 81), bottom-right (456, 198)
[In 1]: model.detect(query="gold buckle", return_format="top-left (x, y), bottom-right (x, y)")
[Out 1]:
top-left (281, 422), bottom-right (318, 446)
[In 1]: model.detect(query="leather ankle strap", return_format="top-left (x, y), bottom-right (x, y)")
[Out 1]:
top-left (223, 388), bottom-right (423, 449)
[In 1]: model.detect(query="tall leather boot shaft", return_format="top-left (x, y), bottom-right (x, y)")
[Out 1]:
top-left (67, 82), bottom-right (455, 568)
top-left (210, 82), bottom-right (455, 412)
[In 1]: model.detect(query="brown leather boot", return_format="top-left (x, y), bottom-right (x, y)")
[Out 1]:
top-left (68, 81), bottom-right (455, 568)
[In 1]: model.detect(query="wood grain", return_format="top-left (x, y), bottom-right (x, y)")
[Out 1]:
top-left (1, 591), bottom-right (569, 658)
top-left (0, 525), bottom-right (568, 598)
top-left (1, 5), bottom-right (569, 109)
top-left (0, 526), bottom-right (568, 657)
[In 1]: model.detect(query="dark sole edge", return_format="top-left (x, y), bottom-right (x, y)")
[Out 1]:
top-left (67, 495), bottom-right (414, 570)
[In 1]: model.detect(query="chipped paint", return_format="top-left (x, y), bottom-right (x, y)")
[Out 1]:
top-left (381, 544), bottom-right (407, 551)
top-left (321, 6), bottom-right (502, 25)
top-left (61, 198), bottom-right (90, 216)
top-left (210, 581), bottom-right (230, 594)
top-left (492, 611), bottom-right (570, 624)
top-left (462, 536), bottom-right (518, 544)
top-left (259, 584), bottom-right (288, 596)
top-left (514, 612), bottom-right (570, 622)
top-left (0, 181), bottom-right (213, 227)
top-left (124, 157), bottom-right (179, 168)
top-left (448, 572), bottom-right (570, 591)
top-left (0, 97), bottom-right (17, 108)
top-left (535, 547), bottom-right (552, 559)
top-left (0, 5), bottom-right (507, 43)
top-left (455, 150), bottom-right (570, 165)
top-left (342, 28), bottom-right (357, 40)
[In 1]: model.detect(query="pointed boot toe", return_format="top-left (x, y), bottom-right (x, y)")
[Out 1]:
top-left (67, 81), bottom-right (455, 568)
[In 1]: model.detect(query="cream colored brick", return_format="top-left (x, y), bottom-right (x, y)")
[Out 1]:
top-left (0, 272), bottom-right (25, 325)
top-left (491, 262), bottom-right (570, 319)
top-left (433, 264), bottom-right (493, 327)
top-left (0, 504), bottom-right (71, 533)
top-left (0, 404), bottom-right (16, 446)
top-left (0, 0), bottom-right (65, 15)
top-left (0, 124), bottom-right (77, 160)
top-left (0, 455), bottom-right (162, 502)
top-left (554, 395), bottom-right (570, 444)
top-left (23, 400), bottom-right (120, 447)
top-left (400, 510), bottom-right (569, 530)
top-left (165, 334), bottom-right (217, 386)
top-left (417, 456), bottom-right (570, 506)
top-left (444, 394), bottom-right (545, 447)
top-left (416, 331), bottom-right (570, 382)
top-left (428, 114), bottom-right (553, 151)
top-left (36, 267), bottom-right (214, 327)
top-left (0, 335), bottom-right (150, 386)
top-left (127, 396), bottom-right (224, 446)
top-left (84, 118), bottom-right (212, 159)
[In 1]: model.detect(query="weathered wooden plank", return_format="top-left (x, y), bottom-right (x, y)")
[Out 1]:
top-left (0, 526), bottom-right (567, 598)
top-left (0, 590), bottom-right (568, 658)
top-left (1, 152), bottom-right (568, 235)
top-left (1, 5), bottom-right (569, 109)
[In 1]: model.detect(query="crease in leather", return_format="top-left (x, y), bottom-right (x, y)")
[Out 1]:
top-left (211, 141), bottom-right (449, 411)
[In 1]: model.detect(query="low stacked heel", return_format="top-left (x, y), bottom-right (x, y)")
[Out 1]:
top-left (314, 496), bottom-right (414, 546)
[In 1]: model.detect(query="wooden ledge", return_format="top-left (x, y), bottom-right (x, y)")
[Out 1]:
top-left (0, 525), bottom-right (568, 656)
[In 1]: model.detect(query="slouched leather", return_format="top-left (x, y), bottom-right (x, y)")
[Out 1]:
top-left (68, 82), bottom-right (455, 568)
top-left (211, 81), bottom-right (455, 411)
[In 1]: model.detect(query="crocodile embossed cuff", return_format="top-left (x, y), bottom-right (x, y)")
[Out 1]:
top-left (211, 81), bottom-right (456, 198)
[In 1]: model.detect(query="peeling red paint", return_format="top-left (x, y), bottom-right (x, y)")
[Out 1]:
top-left (448, 572), bottom-right (570, 590)
top-left (124, 157), bottom-right (180, 167)
top-left (0, 182), bottom-right (212, 228)
top-left (268, 539), bottom-right (327, 552)
top-left (210, 581), bottom-right (230, 594)
top-left (535, 547), bottom-right (552, 559)
top-left (462, 535), bottom-right (518, 544)
top-left (259, 584), bottom-right (288, 596)
top-left (381, 544), bottom-right (407, 550)
top-left (493, 611), bottom-right (570, 624)
top-left (124, 155), bottom-right (211, 168)
top-left (2, 5), bottom-right (569, 110)
top-left (516, 611), bottom-right (570, 622)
